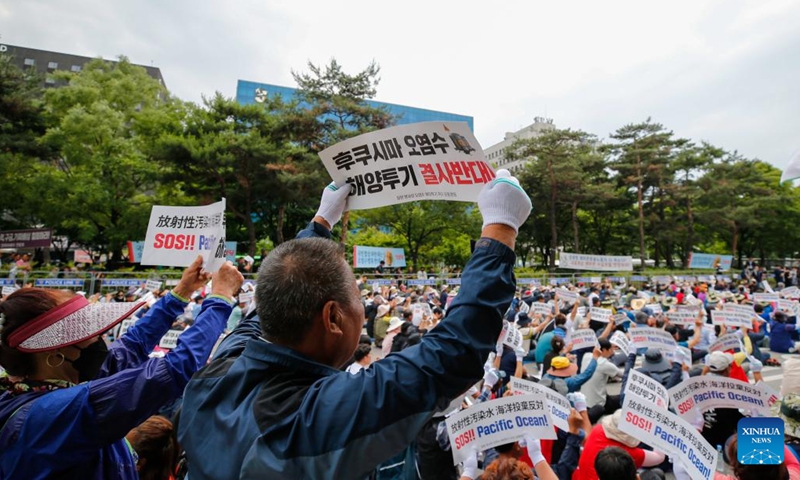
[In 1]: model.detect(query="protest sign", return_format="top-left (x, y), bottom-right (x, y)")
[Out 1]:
top-left (576, 306), bottom-right (587, 318)
top-left (518, 300), bottom-right (530, 314)
top-left (756, 381), bottom-right (781, 409)
top-left (158, 330), bottom-right (184, 350)
top-left (669, 376), bottom-right (769, 418)
top-left (238, 291), bottom-right (254, 305)
top-left (353, 246), bottom-right (407, 268)
top-left (649, 303), bottom-right (663, 314)
top-left (498, 321), bottom-right (524, 350)
top-left (145, 279), bottom-right (162, 292)
top-left (127, 240), bottom-right (146, 263)
top-left (781, 286), bottom-right (800, 299)
top-left (619, 395), bottom-right (717, 480)
top-left (119, 319), bottom-right (137, 338)
top-left (319, 122), bottom-right (494, 210)
top-left (709, 333), bottom-right (744, 353)
top-left (753, 293), bottom-right (779, 304)
top-left (711, 310), bottom-right (753, 329)
top-left (589, 307), bottom-right (612, 323)
top-left (445, 395), bottom-right (556, 464)
top-left (555, 288), bottom-right (578, 304)
top-left (687, 252), bottom-right (732, 271)
top-left (629, 326), bottom-right (677, 353)
top-left (74, 250), bottom-right (93, 264)
top-left (559, 253), bottom-right (633, 271)
top-left (0, 228), bottom-right (51, 249)
top-left (763, 281), bottom-right (775, 293)
top-left (509, 377), bottom-right (571, 432)
top-left (1, 285), bottom-right (17, 296)
top-left (531, 302), bottom-right (553, 317)
top-left (141, 199), bottom-right (227, 272)
top-left (224, 242), bottom-right (237, 263)
top-left (626, 370), bottom-right (669, 409)
top-left (723, 303), bottom-right (755, 316)
top-left (567, 329), bottom-right (599, 350)
top-left (610, 331), bottom-right (630, 356)
top-left (778, 299), bottom-right (800, 316)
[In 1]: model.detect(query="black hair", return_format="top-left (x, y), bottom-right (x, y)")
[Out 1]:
top-left (353, 344), bottom-right (372, 362)
top-left (598, 338), bottom-right (612, 351)
top-left (595, 447), bottom-right (638, 480)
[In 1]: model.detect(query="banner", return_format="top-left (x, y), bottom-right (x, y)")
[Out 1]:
top-left (610, 331), bottom-right (630, 356)
top-left (559, 253), bottom-right (633, 271)
top-left (127, 241), bottom-right (145, 263)
top-left (626, 370), bottom-right (669, 409)
top-left (589, 307), bottom-right (612, 323)
top-left (34, 278), bottom-right (84, 288)
top-left (0, 228), bottom-right (51, 249)
top-left (353, 245), bottom-right (407, 269)
top-left (158, 329), bottom-right (184, 350)
top-left (567, 329), bottom-right (599, 350)
top-left (711, 310), bottom-right (753, 329)
top-left (445, 395), bottom-right (556, 464)
top-left (319, 122), bottom-right (494, 210)
top-left (669, 376), bottom-right (770, 417)
top-left (709, 333), bottom-right (744, 353)
top-left (141, 199), bottom-right (227, 272)
top-left (619, 395), bottom-right (716, 480)
top-left (509, 377), bottom-right (571, 432)
top-left (629, 326), bottom-right (677, 353)
top-left (687, 252), bottom-right (733, 271)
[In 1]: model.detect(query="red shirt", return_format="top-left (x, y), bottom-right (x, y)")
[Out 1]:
top-left (573, 425), bottom-right (645, 480)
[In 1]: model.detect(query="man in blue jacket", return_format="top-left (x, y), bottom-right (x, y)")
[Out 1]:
top-left (178, 170), bottom-right (532, 479)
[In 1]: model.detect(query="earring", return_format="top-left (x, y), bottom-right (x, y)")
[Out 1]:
top-left (46, 352), bottom-right (65, 368)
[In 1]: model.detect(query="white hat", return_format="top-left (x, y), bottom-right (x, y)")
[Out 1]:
top-left (707, 351), bottom-right (734, 372)
top-left (387, 316), bottom-right (404, 332)
top-left (377, 304), bottom-right (390, 318)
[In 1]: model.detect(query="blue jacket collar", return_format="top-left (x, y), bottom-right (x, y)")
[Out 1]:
top-left (243, 338), bottom-right (342, 378)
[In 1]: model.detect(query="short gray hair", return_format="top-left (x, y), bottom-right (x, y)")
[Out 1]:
top-left (256, 237), bottom-right (353, 344)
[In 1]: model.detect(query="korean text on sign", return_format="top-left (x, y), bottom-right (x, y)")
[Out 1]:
top-left (319, 122), bottom-right (495, 210)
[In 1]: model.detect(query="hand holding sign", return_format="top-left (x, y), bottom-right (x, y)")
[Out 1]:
top-left (173, 256), bottom-right (212, 300)
top-left (212, 261), bottom-right (245, 301)
top-left (477, 169), bottom-right (531, 234)
top-left (314, 182), bottom-right (350, 229)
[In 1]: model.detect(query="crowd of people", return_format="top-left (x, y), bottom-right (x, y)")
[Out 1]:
top-left (2, 172), bottom-right (800, 479)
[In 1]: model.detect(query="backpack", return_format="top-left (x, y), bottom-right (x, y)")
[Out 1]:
top-left (538, 376), bottom-right (569, 397)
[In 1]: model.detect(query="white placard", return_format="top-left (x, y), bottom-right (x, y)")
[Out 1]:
top-left (145, 279), bottom-right (162, 292)
top-left (763, 281), bottom-right (775, 293)
top-left (626, 369), bottom-right (669, 409)
top-left (610, 331), bottom-right (630, 356)
top-left (445, 395), bottom-right (556, 465)
top-left (708, 332), bottom-right (743, 353)
top-left (518, 300), bottom-right (530, 314)
top-left (576, 306), bottom-right (587, 318)
top-left (649, 303), bottom-right (663, 314)
top-left (589, 307), bottom-right (612, 323)
top-left (780, 286), bottom-right (800, 299)
top-left (629, 326), bottom-right (678, 353)
top-left (723, 303), bottom-right (755, 316)
top-left (669, 376), bottom-right (770, 417)
top-left (238, 291), bottom-right (254, 305)
top-left (509, 377), bottom-right (571, 432)
top-left (756, 381), bottom-right (781, 409)
top-left (778, 299), bottom-right (800, 316)
top-left (158, 329), bottom-right (184, 350)
top-left (532, 303), bottom-right (552, 317)
top-left (119, 319), bottom-right (137, 338)
top-left (753, 293), bottom-right (780, 303)
top-left (319, 122), bottom-right (494, 210)
top-left (1, 286), bottom-right (17, 296)
top-left (559, 253), bottom-right (633, 271)
top-left (619, 395), bottom-right (717, 480)
top-left (710, 310), bottom-right (753, 329)
top-left (498, 321), bottom-right (524, 350)
top-left (555, 289), bottom-right (578, 304)
top-left (141, 199), bottom-right (227, 272)
top-left (567, 329), bottom-right (599, 351)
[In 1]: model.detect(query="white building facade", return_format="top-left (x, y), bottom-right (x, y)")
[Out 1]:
top-left (483, 117), bottom-right (556, 173)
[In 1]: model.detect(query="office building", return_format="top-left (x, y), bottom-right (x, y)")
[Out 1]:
top-left (484, 117), bottom-right (556, 173)
top-left (236, 80), bottom-right (473, 131)
top-left (0, 44), bottom-right (165, 88)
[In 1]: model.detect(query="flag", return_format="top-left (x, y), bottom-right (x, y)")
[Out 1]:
top-left (781, 149), bottom-right (800, 184)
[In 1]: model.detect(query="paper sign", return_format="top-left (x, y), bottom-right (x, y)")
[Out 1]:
top-left (753, 293), bottom-right (779, 303)
top-left (669, 376), bottom-right (770, 418)
top-left (756, 381), bottom-right (781, 409)
top-left (709, 332), bottom-right (743, 353)
top-left (589, 307), bottom-right (612, 323)
top-left (629, 326), bottom-right (678, 353)
top-left (626, 370), bottom-right (669, 409)
top-left (576, 306), bottom-right (587, 318)
top-left (74, 250), bottom-right (93, 264)
top-left (711, 310), bottom-right (753, 329)
top-left (649, 303), bottom-right (663, 314)
top-left (1, 286), bottom-right (17, 296)
top-left (619, 395), bottom-right (717, 480)
top-left (498, 321), bottom-right (524, 350)
top-left (724, 303), bottom-right (755, 316)
top-left (518, 300), bottom-right (530, 314)
top-left (559, 253), bottom-right (633, 271)
top-left (445, 395), bottom-right (556, 464)
top-left (532, 303), bottom-right (552, 317)
top-left (158, 329), bottom-right (184, 350)
top-left (612, 313), bottom-right (631, 325)
top-left (119, 319), bottom-right (137, 338)
top-left (610, 331), bottom-right (630, 356)
top-left (319, 122), bottom-right (494, 210)
top-left (238, 291), bottom-right (254, 305)
top-left (145, 279), bottom-right (163, 292)
top-left (687, 252), bottom-right (732, 271)
top-left (353, 246), bottom-right (407, 268)
top-left (763, 281), bottom-right (775, 293)
top-left (780, 286), bottom-right (800, 299)
top-left (509, 377), bottom-right (571, 432)
top-left (778, 299), bottom-right (800, 316)
top-left (555, 289), bottom-right (578, 304)
top-left (567, 329), bottom-right (599, 350)
top-left (141, 199), bottom-right (227, 272)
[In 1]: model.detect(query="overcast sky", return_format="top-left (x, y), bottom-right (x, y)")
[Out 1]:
top-left (3, 0), bottom-right (799, 169)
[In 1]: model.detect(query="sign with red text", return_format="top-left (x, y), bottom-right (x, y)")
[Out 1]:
top-left (710, 310), bottom-right (753, 329)
top-left (708, 333), bottom-right (744, 353)
top-left (509, 377), bottom-right (571, 432)
top-left (669, 376), bottom-right (770, 418)
top-left (566, 328), bottom-right (599, 351)
top-left (319, 122), bottom-right (494, 210)
top-left (141, 199), bottom-right (227, 272)
top-left (589, 307), bottom-right (612, 323)
top-left (610, 331), bottom-right (630, 356)
top-left (627, 370), bottom-right (669, 409)
top-left (445, 395), bottom-right (556, 465)
top-left (629, 326), bottom-right (678, 353)
top-left (619, 395), bottom-right (716, 480)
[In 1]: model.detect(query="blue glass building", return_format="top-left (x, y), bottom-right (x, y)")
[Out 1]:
top-left (236, 80), bottom-right (474, 131)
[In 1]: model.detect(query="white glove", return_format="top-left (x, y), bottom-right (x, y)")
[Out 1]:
top-left (484, 352), bottom-right (497, 372)
top-left (496, 342), bottom-right (504, 357)
top-left (674, 347), bottom-right (690, 366)
top-left (567, 392), bottom-right (587, 413)
top-left (524, 434), bottom-right (546, 465)
top-left (477, 169), bottom-right (532, 233)
top-left (749, 356), bottom-right (763, 373)
top-left (515, 345), bottom-right (526, 362)
top-left (461, 447), bottom-right (479, 480)
top-left (314, 182), bottom-right (350, 227)
top-left (483, 368), bottom-right (500, 390)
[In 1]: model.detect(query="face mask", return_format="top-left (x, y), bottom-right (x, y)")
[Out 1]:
top-left (66, 340), bottom-right (109, 382)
